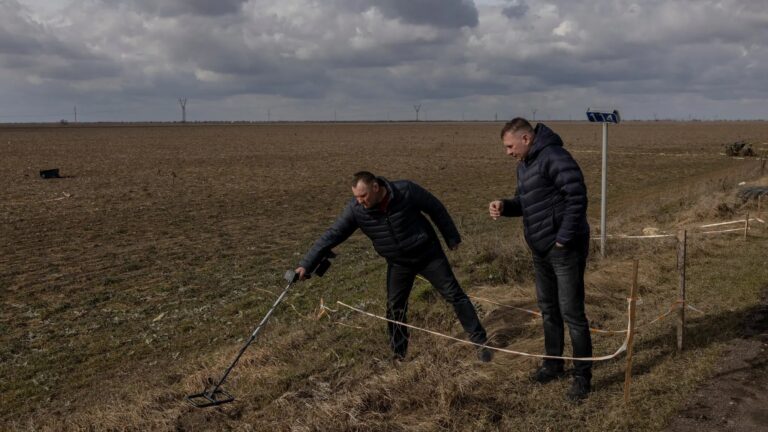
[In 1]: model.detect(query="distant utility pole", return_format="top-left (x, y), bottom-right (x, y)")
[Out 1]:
top-left (73, 105), bottom-right (77, 123)
top-left (179, 98), bottom-right (187, 123)
top-left (532, 109), bottom-right (537, 121)
top-left (267, 109), bottom-right (271, 122)
top-left (413, 104), bottom-right (421, 121)
top-left (495, 112), bottom-right (498, 122)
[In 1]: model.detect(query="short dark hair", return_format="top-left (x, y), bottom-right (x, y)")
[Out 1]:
top-left (500, 117), bottom-right (534, 139)
top-left (352, 171), bottom-right (380, 187)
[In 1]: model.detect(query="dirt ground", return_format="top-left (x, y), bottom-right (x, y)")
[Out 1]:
top-left (1, 121), bottom-right (767, 431)
top-left (666, 287), bottom-right (768, 432)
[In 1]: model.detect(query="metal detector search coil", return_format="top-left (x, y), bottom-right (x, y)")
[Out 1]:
top-left (185, 251), bottom-right (336, 408)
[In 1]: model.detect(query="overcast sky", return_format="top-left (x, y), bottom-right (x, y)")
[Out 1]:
top-left (2, 0), bottom-right (767, 122)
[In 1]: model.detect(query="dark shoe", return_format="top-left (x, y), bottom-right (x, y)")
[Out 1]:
top-left (530, 365), bottom-right (567, 384)
top-left (477, 347), bottom-right (493, 363)
top-left (567, 376), bottom-right (591, 402)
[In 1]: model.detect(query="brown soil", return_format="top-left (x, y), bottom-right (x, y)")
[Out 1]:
top-left (666, 288), bottom-right (768, 432)
top-left (2, 121), bottom-right (767, 431)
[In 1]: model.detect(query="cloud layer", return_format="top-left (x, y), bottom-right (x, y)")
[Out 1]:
top-left (2, 0), bottom-right (767, 121)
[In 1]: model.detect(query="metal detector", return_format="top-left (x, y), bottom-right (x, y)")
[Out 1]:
top-left (186, 251), bottom-right (336, 408)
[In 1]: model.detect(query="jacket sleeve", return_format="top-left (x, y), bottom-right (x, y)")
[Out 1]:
top-left (298, 201), bottom-right (358, 271)
top-left (501, 189), bottom-right (522, 217)
top-left (410, 182), bottom-right (462, 248)
top-left (546, 148), bottom-right (588, 245)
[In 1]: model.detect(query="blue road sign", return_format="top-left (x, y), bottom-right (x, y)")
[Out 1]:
top-left (586, 109), bottom-right (621, 124)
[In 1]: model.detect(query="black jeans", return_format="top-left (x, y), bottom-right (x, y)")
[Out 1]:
top-left (386, 249), bottom-right (487, 358)
top-left (532, 241), bottom-right (593, 379)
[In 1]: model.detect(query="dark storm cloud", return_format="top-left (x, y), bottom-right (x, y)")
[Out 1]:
top-left (502, 0), bottom-right (528, 19)
top-left (0, 1), bottom-right (120, 81)
top-left (368, 0), bottom-right (479, 29)
top-left (116, 0), bottom-right (247, 17)
top-left (3, 0), bottom-right (768, 121)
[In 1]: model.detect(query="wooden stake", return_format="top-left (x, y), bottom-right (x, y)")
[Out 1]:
top-left (744, 211), bottom-right (750, 240)
top-left (676, 230), bottom-right (687, 352)
top-left (624, 260), bottom-right (639, 405)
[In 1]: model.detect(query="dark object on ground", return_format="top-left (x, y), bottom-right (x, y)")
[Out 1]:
top-left (724, 141), bottom-right (755, 157)
top-left (738, 186), bottom-right (768, 202)
top-left (39, 169), bottom-right (61, 179)
top-left (477, 347), bottom-right (493, 363)
top-left (529, 364), bottom-right (567, 384)
top-left (567, 376), bottom-right (591, 402)
top-left (186, 251), bottom-right (336, 408)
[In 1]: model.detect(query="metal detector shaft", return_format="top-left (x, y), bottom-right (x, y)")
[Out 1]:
top-left (187, 252), bottom-right (335, 408)
top-left (205, 271), bottom-right (299, 398)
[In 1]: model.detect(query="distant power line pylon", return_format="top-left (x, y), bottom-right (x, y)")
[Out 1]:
top-left (414, 104), bottom-right (421, 121)
top-left (179, 98), bottom-right (187, 123)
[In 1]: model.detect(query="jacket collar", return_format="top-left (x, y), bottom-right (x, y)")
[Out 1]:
top-left (361, 177), bottom-right (397, 214)
top-left (525, 123), bottom-right (564, 163)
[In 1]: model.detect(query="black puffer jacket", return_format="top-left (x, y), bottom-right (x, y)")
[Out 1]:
top-left (299, 178), bottom-right (460, 270)
top-left (501, 123), bottom-right (589, 256)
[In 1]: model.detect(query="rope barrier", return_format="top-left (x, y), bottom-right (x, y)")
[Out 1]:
top-left (587, 216), bottom-right (764, 241)
top-left (700, 218), bottom-right (764, 228)
top-left (468, 295), bottom-right (541, 317)
top-left (700, 227), bottom-right (744, 234)
top-left (336, 300), bottom-right (630, 362)
top-left (468, 295), bottom-right (703, 335)
top-left (590, 234), bottom-right (676, 240)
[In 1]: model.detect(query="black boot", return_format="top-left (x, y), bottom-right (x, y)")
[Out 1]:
top-left (567, 376), bottom-right (591, 402)
top-left (530, 364), bottom-right (566, 384)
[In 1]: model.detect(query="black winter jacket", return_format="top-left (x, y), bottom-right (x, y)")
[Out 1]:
top-left (299, 178), bottom-right (461, 270)
top-left (501, 123), bottom-right (589, 256)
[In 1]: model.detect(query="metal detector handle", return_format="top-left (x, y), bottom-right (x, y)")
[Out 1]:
top-left (308, 250), bottom-right (337, 278)
top-left (285, 269), bottom-right (302, 283)
top-left (314, 258), bottom-right (331, 277)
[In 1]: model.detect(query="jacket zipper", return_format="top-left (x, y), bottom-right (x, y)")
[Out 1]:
top-left (384, 216), bottom-right (402, 250)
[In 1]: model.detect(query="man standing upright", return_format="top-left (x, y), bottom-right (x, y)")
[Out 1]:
top-left (488, 118), bottom-right (593, 401)
top-left (298, 171), bottom-right (492, 362)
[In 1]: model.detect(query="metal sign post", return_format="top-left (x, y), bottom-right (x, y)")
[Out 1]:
top-left (586, 109), bottom-right (620, 257)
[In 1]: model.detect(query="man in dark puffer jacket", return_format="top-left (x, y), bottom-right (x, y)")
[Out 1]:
top-left (297, 171), bottom-right (491, 362)
top-left (488, 118), bottom-right (593, 402)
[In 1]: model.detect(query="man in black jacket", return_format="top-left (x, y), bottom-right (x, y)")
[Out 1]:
top-left (488, 118), bottom-right (593, 401)
top-left (297, 171), bottom-right (491, 362)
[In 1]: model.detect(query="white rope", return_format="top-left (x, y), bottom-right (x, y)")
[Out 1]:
top-left (336, 301), bottom-right (630, 362)
top-left (468, 295), bottom-right (541, 317)
top-left (469, 295), bottom-right (698, 335)
top-left (699, 218), bottom-right (761, 228)
top-left (700, 228), bottom-right (744, 234)
top-left (587, 216), bottom-right (763, 240)
top-left (590, 234), bottom-right (676, 240)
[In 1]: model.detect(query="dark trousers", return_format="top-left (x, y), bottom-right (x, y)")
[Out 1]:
top-left (532, 241), bottom-right (593, 379)
top-left (385, 250), bottom-right (487, 358)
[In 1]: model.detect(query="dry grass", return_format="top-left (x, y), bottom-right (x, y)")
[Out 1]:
top-left (1, 121), bottom-right (767, 431)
